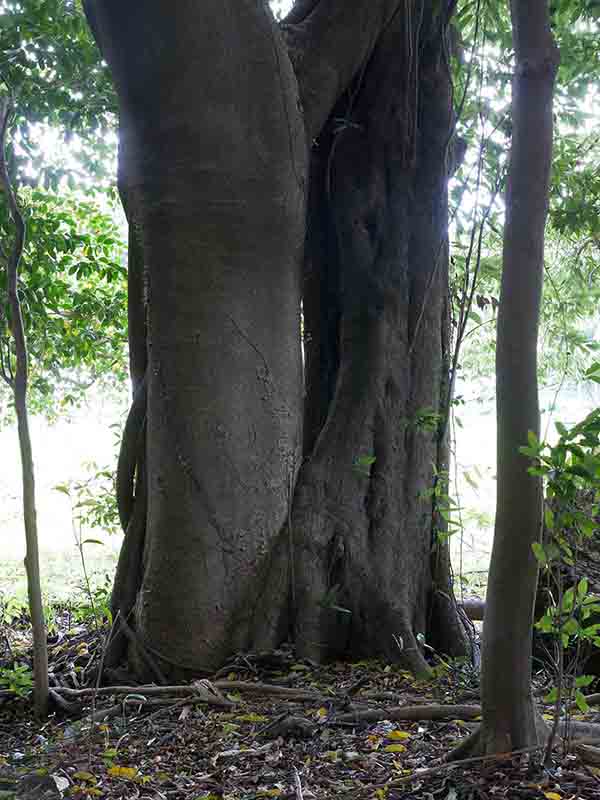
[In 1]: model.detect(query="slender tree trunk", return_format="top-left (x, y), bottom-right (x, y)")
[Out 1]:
top-left (453, 0), bottom-right (559, 757)
top-left (0, 100), bottom-right (48, 718)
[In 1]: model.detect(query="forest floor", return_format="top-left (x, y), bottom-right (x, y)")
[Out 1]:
top-left (2, 610), bottom-right (600, 800)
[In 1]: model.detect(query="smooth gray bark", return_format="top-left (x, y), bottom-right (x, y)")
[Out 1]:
top-left (85, 0), bottom-right (306, 674)
top-left (453, 0), bottom-right (559, 757)
top-left (85, 0), bottom-right (469, 676)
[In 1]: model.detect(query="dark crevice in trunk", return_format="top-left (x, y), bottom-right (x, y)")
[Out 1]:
top-left (302, 130), bottom-right (342, 455)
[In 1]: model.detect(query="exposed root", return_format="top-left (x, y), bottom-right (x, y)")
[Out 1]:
top-left (105, 470), bottom-right (147, 668)
top-left (447, 712), bottom-right (549, 760)
top-left (116, 372), bottom-right (147, 532)
top-left (118, 616), bottom-right (166, 685)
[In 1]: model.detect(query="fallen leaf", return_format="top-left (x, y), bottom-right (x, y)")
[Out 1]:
top-left (73, 771), bottom-right (96, 783)
top-left (107, 766), bottom-right (139, 781)
top-left (384, 744), bottom-right (406, 753)
top-left (387, 730), bottom-right (410, 741)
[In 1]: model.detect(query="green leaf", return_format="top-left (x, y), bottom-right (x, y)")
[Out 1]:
top-left (532, 542), bottom-right (547, 566)
top-left (555, 421), bottom-right (568, 437)
top-left (544, 687), bottom-right (558, 703)
top-left (577, 578), bottom-right (589, 601)
top-left (575, 689), bottom-right (590, 713)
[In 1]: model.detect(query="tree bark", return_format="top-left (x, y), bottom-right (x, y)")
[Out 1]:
top-left (85, 0), bottom-right (469, 677)
top-left (288, 2), bottom-right (470, 674)
top-left (456, 0), bottom-right (559, 756)
top-left (84, 0), bottom-right (307, 676)
top-left (0, 100), bottom-right (49, 718)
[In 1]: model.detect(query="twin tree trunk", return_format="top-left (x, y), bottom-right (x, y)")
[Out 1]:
top-left (85, 0), bottom-right (470, 678)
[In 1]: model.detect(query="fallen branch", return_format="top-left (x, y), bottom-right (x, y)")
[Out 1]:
top-left (213, 680), bottom-right (327, 702)
top-left (292, 766), bottom-right (304, 800)
top-left (51, 683), bottom-right (233, 707)
top-left (574, 743), bottom-right (600, 766)
top-left (334, 704), bottom-right (482, 724)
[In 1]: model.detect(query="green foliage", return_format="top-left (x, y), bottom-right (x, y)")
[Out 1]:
top-left (522, 402), bottom-right (600, 716)
top-left (54, 463), bottom-right (120, 628)
top-left (353, 454), bottom-right (376, 477)
top-left (69, 572), bottom-right (112, 626)
top-left (0, 0), bottom-right (127, 419)
top-left (0, 662), bottom-right (33, 697)
top-left (0, 593), bottom-right (27, 625)
top-left (0, 0), bottom-right (116, 188)
top-left (420, 467), bottom-right (462, 544)
top-left (0, 188), bottom-right (128, 418)
top-left (54, 456), bottom-right (120, 539)
top-left (451, 1), bottom-right (600, 388)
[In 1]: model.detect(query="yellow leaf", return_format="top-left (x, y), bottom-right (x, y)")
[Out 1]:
top-left (387, 730), bottom-right (410, 740)
top-left (73, 771), bottom-right (96, 783)
top-left (544, 793), bottom-right (561, 800)
top-left (316, 707), bottom-right (328, 718)
top-left (325, 750), bottom-right (340, 762)
top-left (257, 791), bottom-right (282, 798)
top-left (236, 713), bottom-right (268, 723)
top-left (107, 766), bottom-right (139, 781)
top-left (384, 744), bottom-right (406, 753)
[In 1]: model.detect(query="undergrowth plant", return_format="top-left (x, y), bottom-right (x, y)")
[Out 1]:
top-left (54, 462), bottom-right (119, 630)
top-left (522, 397), bottom-right (600, 752)
top-left (0, 662), bottom-right (33, 698)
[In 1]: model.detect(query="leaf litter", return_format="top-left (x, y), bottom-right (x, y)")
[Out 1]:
top-left (1, 612), bottom-right (600, 798)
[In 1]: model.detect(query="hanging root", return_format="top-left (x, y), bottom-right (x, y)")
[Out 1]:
top-left (116, 372), bottom-right (147, 532)
top-left (106, 370), bottom-right (148, 669)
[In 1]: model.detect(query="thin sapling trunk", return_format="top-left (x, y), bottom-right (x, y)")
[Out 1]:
top-left (0, 97), bottom-right (49, 719)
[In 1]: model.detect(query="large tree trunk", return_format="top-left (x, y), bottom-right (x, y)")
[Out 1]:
top-left (290, 3), bottom-right (469, 674)
top-left (454, 0), bottom-right (559, 757)
top-left (85, 0), bottom-right (469, 678)
top-left (85, 0), bottom-right (307, 675)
